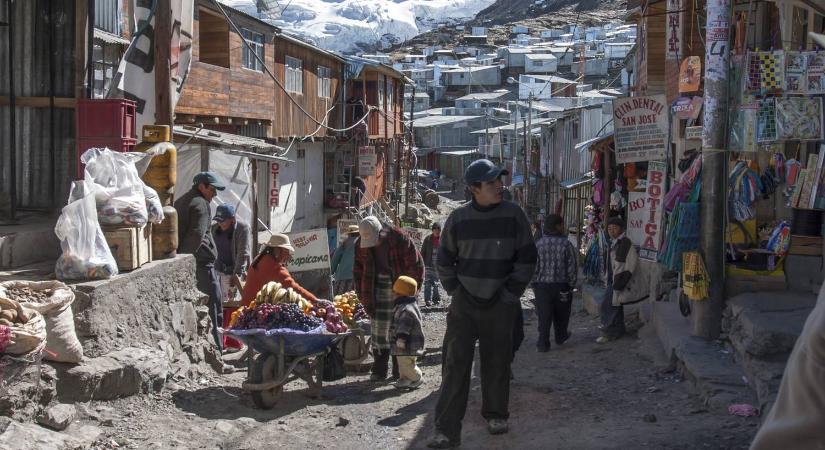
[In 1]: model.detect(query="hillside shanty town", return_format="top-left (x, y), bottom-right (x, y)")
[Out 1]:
top-left (1, 0), bottom-right (825, 448)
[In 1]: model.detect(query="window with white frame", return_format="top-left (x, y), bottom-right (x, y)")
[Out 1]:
top-left (285, 56), bottom-right (303, 94)
top-left (241, 28), bottom-right (265, 72)
top-left (386, 80), bottom-right (394, 110)
top-left (317, 66), bottom-right (331, 98)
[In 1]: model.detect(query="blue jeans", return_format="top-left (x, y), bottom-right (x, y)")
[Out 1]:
top-left (424, 267), bottom-right (441, 304)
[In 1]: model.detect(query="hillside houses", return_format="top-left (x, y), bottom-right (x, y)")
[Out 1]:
top-left (386, 19), bottom-right (631, 225)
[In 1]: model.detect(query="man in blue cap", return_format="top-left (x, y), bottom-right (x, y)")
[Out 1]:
top-left (212, 204), bottom-right (251, 296)
top-left (429, 159), bottom-right (537, 448)
top-left (174, 172), bottom-right (230, 359)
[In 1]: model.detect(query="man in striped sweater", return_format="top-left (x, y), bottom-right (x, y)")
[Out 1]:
top-left (428, 159), bottom-right (538, 449)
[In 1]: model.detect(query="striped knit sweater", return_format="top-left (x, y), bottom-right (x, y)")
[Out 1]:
top-left (437, 200), bottom-right (538, 306)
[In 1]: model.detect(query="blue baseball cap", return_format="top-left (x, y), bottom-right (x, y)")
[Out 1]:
top-left (464, 159), bottom-right (509, 184)
top-left (193, 171), bottom-right (226, 190)
top-left (213, 204), bottom-right (236, 222)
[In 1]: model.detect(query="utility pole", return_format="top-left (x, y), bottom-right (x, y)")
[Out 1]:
top-left (154, 0), bottom-right (173, 127)
top-left (522, 117), bottom-right (527, 209)
top-left (695, 0), bottom-right (730, 339)
top-left (526, 93), bottom-right (533, 211)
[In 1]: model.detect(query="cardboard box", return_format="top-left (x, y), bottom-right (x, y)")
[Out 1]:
top-left (789, 234), bottom-right (823, 256)
top-left (103, 224), bottom-right (152, 271)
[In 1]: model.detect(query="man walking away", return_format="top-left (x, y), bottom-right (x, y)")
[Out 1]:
top-left (354, 216), bottom-right (424, 382)
top-left (421, 222), bottom-right (442, 306)
top-left (175, 172), bottom-right (229, 359)
top-left (532, 214), bottom-right (577, 352)
top-left (429, 159), bottom-right (537, 449)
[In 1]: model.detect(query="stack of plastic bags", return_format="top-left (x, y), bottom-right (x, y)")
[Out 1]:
top-left (54, 148), bottom-right (166, 281)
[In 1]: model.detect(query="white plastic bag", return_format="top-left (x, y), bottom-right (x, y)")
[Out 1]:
top-left (55, 181), bottom-right (119, 281)
top-left (81, 148), bottom-right (149, 226)
top-left (0, 281), bottom-right (84, 363)
top-left (143, 185), bottom-right (165, 224)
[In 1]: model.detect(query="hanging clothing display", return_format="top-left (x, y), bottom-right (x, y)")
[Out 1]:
top-left (728, 161), bottom-right (765, 222)
top-left (682, 251), bottom-right (710, 301)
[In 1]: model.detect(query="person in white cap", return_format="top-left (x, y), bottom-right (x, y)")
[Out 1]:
top-left (240, 233), bottom-right (318, 308)
top-left (353, 216), bottom-right (424, 382)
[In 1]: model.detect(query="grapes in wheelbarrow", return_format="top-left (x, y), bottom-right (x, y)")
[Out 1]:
top-left (233, 303), bottom-right (322, 331)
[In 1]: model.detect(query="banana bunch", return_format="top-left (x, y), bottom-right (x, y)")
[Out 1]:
top-left (255, 281), bottom-right (313, 312)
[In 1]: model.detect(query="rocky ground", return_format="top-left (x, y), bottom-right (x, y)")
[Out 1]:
top-left (1, 196), bottom-right (762, 449)
top-left (37, 290), bottom-right (759, 450)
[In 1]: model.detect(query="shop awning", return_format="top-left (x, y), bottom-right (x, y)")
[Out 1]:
top-left (560, 171), bottom-right (595, 190)
top-left (439, 149), bottom-right (479, 156)
top-left (575, 132), bottom-right (614, 153)
top-left (94, 28), bottom-right (130, 46)
top-left (173, 125), bottom-right (290, 161)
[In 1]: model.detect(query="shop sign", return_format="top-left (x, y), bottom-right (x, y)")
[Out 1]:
top-left (285, 228), bottom-right (331, 272)
top-left (402, 227), bottom-right (429, 248)
top-left (269, 162), bottom-right (281, 207)
top-left (627, 191), bottom-right (648, 247)
top-left (665, 0), bottom-right (682, 60)
top-left (639, 161), bottom-right (666, 261)
top-left (612, 95), bottom-right (668, 164)
top-left (685, 126), bottom-right (703, 140)
top-left (358, 146), bottom-right (376, 176)
top-left (679, 57), bottom-right (702, 93)
top-left (672, 96), bottom-right (703, 120)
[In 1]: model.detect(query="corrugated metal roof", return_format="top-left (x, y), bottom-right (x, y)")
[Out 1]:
top-left (412, 115), bottom-right (480, 127)
top-left (561, 171), bottom-right (594, 189)
top-left (440, 149), bottom-right (479, 156)
top-left (94, 28), bottom-right (130, 46)
top-left (575, 132), bottom-right (614, 152)
top-left (174, 126), bottom-right (281, 151)
top-left (456, 91), bottom-right (511, 101)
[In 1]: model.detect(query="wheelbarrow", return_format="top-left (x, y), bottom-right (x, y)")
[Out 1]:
top-left (225, 326), bottom-right (348, 409)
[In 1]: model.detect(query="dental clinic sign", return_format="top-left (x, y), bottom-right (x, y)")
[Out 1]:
top-left (639, 161), bottom-right (666, 261)
top-left (613, 95), bottom-right (668, 164)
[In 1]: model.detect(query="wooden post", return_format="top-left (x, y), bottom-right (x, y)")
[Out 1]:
top-left (154, 0), bottom-right (173, 128)
top-left (695, 0), bottom-right (730, 339)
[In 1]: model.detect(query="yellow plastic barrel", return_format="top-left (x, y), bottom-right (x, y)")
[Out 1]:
top-left (152, 206), bottom-right (178, 259)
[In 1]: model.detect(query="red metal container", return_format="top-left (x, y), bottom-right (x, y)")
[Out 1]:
top-left (75, 99), bottom-right (138, 178)
top-left (76, 99), bottom-right (137, 140)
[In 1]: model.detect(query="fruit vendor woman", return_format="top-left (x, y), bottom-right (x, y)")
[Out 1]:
top-left (240, 233), bottom-right (318, 307)
top-left (354, 216), bottom-right (424, 381)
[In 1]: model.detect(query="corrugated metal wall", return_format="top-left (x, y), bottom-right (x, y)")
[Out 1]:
top-left (94, 0), bottom-right (122, 35)
top-left (0, 0), bottom-right (76, 209)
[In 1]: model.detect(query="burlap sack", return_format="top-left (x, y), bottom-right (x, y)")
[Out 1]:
top-left (0, 297), bottom-right (46, 356)
top-left (0, 281), bottom-right (83, 363)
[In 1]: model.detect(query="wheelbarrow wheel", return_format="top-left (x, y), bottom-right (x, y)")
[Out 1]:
top-left (250, 353), bottom-right (283, 409)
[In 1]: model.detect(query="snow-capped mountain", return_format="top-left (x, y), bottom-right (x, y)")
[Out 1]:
top-left (221, 0), bottom-right (496, 53)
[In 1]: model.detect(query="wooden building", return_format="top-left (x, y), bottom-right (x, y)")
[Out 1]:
top-left (175, 1), bottom-right (277, 137)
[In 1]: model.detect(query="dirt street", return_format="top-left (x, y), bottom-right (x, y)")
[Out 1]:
top-left (81, 291), bottom-right (760, 450)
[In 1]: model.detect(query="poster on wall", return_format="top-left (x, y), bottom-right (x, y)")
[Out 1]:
top-left (639, 161), bottom-right (666, 261)
top-left (358, 146), bottom-right (376, 176)
top-left (285, 228), bottom-right (332, 299)
top-left (626, 191), bottom-right (647, 247)
top-left (402, 227), bottom-right (429, 249)
top-left (612, 95), bottom-right (668, 164)
top-left (679, 57), bottom-right (701, 93)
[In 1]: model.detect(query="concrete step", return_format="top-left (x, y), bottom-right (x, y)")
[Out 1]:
top-left (54, 347), bottom-right (169, 402)
top-left (0, 215), bottom-right (60, 270)
top-left (652, 299), bottom-right (756, 411)
top-left (722, 291), bottom-right (816, 412)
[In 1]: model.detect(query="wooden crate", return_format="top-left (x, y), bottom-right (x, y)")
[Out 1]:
top-left (103, 224), bottom-right (152, 271)
top-left (789, 235), bottom-right (823, 256)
